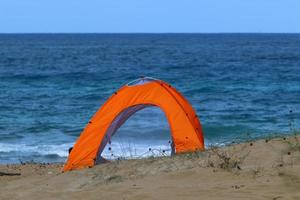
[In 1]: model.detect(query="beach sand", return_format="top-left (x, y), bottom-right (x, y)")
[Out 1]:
top-left (1, 135), bottom-right (299, 200)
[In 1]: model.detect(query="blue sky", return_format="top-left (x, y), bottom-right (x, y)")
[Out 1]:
top-left (0, 0), bottom-right (299, 33)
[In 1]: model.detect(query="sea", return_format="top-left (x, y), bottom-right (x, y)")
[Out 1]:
top-left (0, 34), bottom-right (299, 164)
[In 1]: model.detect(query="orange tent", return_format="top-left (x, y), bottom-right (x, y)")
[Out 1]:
top-left (63, 77), bottom-right (204, 171)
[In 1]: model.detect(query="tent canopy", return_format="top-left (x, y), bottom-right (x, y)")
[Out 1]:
top-left (63, 77), bottom-right (204, 171)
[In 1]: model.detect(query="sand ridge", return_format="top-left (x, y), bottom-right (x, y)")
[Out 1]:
top-left (0, 135), bottom-right (299, 200)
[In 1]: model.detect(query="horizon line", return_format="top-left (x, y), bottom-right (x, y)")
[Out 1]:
top-left (0, 32), bottom-right (300, 34)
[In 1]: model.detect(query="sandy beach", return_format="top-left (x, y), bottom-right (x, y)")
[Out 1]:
top-left (1, 1), bottom-right (300, 199)
top-left (1, 135), bottom-right (299, 200)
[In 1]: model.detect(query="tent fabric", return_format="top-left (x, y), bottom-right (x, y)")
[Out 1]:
top-left (63, 77), bottom-right (204, 171)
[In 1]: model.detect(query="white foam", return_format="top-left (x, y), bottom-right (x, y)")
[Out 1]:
top-left (0, 140), bottom-right (227, 162)
top-left (0, 142), bottom-right (74, 157)
top-left (101, 142), bottom-right (172, 159)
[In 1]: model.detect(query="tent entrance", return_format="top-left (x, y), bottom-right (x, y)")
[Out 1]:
top-left (96, 104), bottom-right (174, 163)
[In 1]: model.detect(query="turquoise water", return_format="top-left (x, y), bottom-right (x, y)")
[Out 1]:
top-left (0, 34), bottom-right (299, 163)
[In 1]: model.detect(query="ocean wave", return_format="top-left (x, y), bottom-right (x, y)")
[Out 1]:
top-left (1, 34), bottom-right (300, 163)
top-left (0, 142), bottom-right (74, 157)
top-left (0, 140), bottom-right (227, 163)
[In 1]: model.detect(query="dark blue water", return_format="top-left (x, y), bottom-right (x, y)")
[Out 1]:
top-left (0, 34), bottom-right (299, 163)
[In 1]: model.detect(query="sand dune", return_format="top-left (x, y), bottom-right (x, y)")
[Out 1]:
top-left (1, 135), bottom-right (299, 200)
